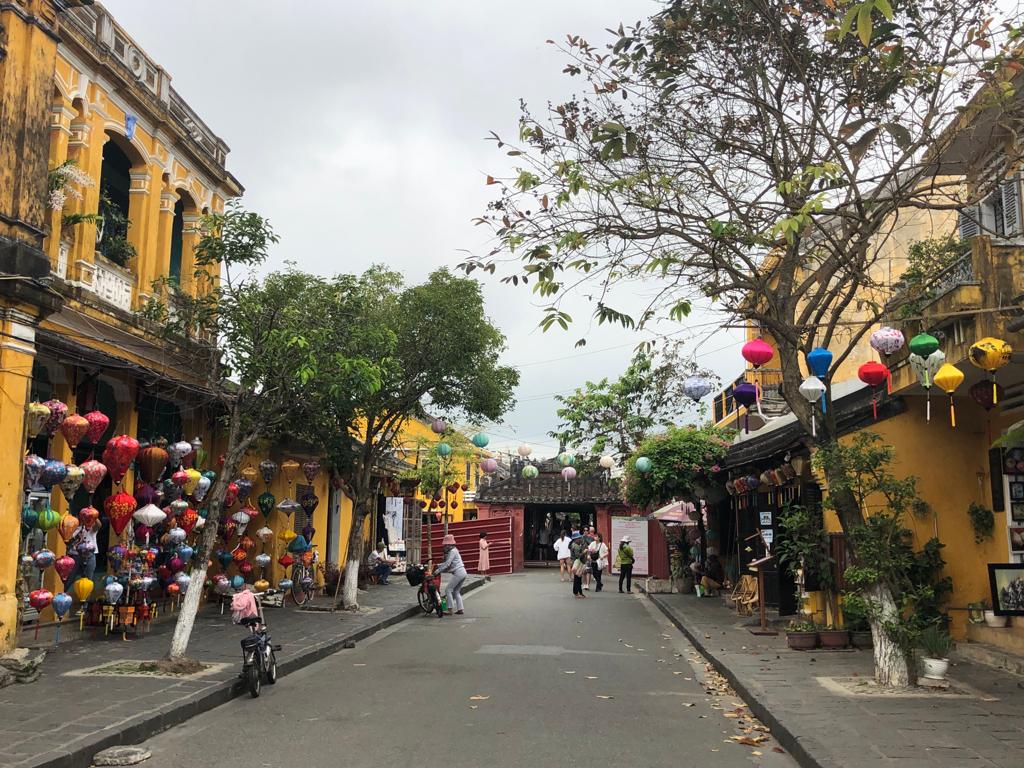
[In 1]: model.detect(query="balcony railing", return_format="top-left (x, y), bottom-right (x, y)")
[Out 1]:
top-left (91, 255), bottom-right (134, 313)
top-left (713, 368), bottom-right (784, 424)
top-left (927, 253), bottom-right (975, 303)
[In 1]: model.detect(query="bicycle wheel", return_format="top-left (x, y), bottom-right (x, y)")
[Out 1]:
top-left (417, 586), bottom-right (435, 615)
top-left (264, 647), bottom-right (277, 685)
top-left (290, 565), bottom-right (309, 606)
top-left (247, 659), bottom-right (262, 698)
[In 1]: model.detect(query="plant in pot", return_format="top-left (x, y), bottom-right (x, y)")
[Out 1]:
top-left (918, 625), bottom-right (953, 681)
top-left (785, 619), bottom-right (819, 650)
top-left (841, 592), bottom-right (873, 649)
top-left (981, 600), bottom-right (1008, 628)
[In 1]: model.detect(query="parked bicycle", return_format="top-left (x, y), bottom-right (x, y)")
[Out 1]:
top-left (406, 564), bottom-right (443, 618)
top-left (290, 544), bottom-right (320, 607)
top-left (235, 589), bottom-right (281, 698)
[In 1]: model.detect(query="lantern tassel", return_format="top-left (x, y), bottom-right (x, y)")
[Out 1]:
top-left (993, 378), bottom-right (999, 405)
top-left (811, 413), bottom-right (816, 437)
top-left (926, 391), bottom-right (931, 422)
top-left (820, 390), bottom-right (827, 414)
top-left (886, 369), bottom-right (893, 395)
top-left (950, 396), bottom-right (956, 428)
top-left (744, 411), bottom-right (750, 434)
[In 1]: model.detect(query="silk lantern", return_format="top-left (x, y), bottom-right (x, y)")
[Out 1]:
top-left (599, 455), bottom-right (615, 470)
top-left (29, 589), bottom-right (53, 611)
top-left (558, 453), bottom-right (575, 467)
top-left (168, 440), bottom-right (193, 468)
top-left (908, 332), bottom-right (939, 361)
top-left (26, 402), bottom-right (50, 437)
top-left (59, 464), bottom-right (84, 501)
top-left (742, 339), bottom-right (774, 368)
top-left (799, 376), bottom-right (827, 436)
top-left (80, 459), bottom-right (107, 494)
top-left (909, 349), bottom-right (945, 421)
top-left (191, 436), bottom-right (207, 470)
top-left (870, 326), bottom-right (905, 357)
top-left (300, 493), bottom-right (319, 518)
top-left (277, 497), bottom-right (300, 517)
top-left (522, 464), bottom-right (539, 479)
top-left (83, 410), bottom-right (110, 445)
top-left (136, 446), bottom-right (169, 484)
top-left (102, 435), bottom-right (139, 485)
top-left (561, 466), bottom-right (577, 483)
top-left (471, 432), bottom-right (490, 449)
top-left (288, 535), bottom-right (309, 553)
top-left (133, 504), bottom-right (165, 527)
top-left (732, 382), bottom-right (758, 433)
top-left (57, 513), bottom-right (80, 545)
top-left (481, 458), bottom-right (498, 474)
top-left (52, 591), bottom-right (73, 619)
top-left (256, 526), bottom-right (274, 542)
top-left (178, 507), bottom-right (199, 536)
top-left (281, 459), bottom-right (300, 484)
top-left (635, 456), bottom-right (653, 473)
top-left (38, 460), bottom-right (68, 490)
top-left (682, 375), bottom-right (714, 403)
top-left (224, 481), bottom-right (239, 508)
top-left (104, 491), bottom-right (137, 536)
top-left (970, 380), bottom-right (1005, 411)
top-left (279, 528), bottom-right (297, 545)
top-left (78, 505), bottom-right (99, 529)
top-left (517, 444), bottom-right (532, 458)
top-left (24, 454), bottom-right (45, 490)
top-left (234, 477), bottom-right (254, 503)
top-left (279, 578), bottom-right (293, 591)
top-left (171, 469), bottom-right (189, 488)
top-left (254, 578), bottom-right (270, 592)
top-left (59, 413), bottom-right (89, 449)
top-left (33, 548), bottom-right (56, 569)
top-left (302, 460), bottom-right (321, 484)
top-left (430, 419), bottom-right (447, 434)
top-left (278, 553), bottom-right (295, 568)
top-left (255, 553), bottom-right (271, 568)
top-left (257, 491), bottom-right (275, 518)
top-left (259, 459), bottom-right (278, 485)
top-left (42, 399), bottom-right (68, 436)
top-left (240, 465), bottom-right (258, 485)
top-left (184, 468), bottom-right (202, 496)
top-left (436, 442), bottom-right (452, 457)
top-left (858, 361), bottom-right (890, 420)
top-left (104, 582), bottom-right (123, 604)
top-left (194, 474), bottom-right (212, 502)
top-left (968, 337), bottom-right (1012, 404)
top-left (933, 363), bottom-right (965, 427)
top-left (805, 347), bottom-right (833, 412)
top-left (72, 577), bottom-right (94, 602)
top-left (37, 505), bottom-right (60, 532)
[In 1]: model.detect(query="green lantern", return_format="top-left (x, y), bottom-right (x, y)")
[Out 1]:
top-left (558, 452), bottom-right (575, 467)
top-left (471, 432), bottom-right (489, 449)
top-left (908, 333), bottom-right (939, 359)
top-left (522, 465), bottom-right (539, 479)
top-left (635, 456), bottom-right (653, 473)
top-left (436, 442), bottom-right (453, 457)
top-left (257, 491), bottom-right (276, 518)
top-left (37, 505), bottom-right (61, 531)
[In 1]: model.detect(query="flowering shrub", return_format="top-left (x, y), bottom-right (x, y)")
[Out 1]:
top-left (47, 160), bottom-right (94, 211)
top-left (622, 425), bottom-right (732, 508)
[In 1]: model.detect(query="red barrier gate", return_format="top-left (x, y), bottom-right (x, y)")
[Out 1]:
top-left (421, 517), bottom-right (513, 575)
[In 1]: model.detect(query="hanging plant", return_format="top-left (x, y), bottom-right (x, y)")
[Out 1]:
top-left (967, 502), bottom-right (994, 544)
top-left (47, 160), bottom-right (94, 211)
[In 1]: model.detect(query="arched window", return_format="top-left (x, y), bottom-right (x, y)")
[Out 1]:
top-left (98, 137), bottom-right (134, 266)
top-left (169, 198), bottom-right (185, 283)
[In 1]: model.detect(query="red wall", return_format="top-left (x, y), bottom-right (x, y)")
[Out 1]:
top-left (476, 503), bottom-right (525, 571)
top-left (422, 516), bottom-right (513, 574)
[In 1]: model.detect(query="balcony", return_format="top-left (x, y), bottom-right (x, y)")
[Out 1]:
top-left (90, 255), bottom-right (134, 313)
top-left (713, 368), bottom-right (785, 426)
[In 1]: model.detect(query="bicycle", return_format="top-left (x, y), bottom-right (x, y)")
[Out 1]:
top-left (406, 564), bottom-right (443, 618)
top-left (290, 544), bottom-right (319, 607)
top-left (237, 590), bottom-right (280, 698)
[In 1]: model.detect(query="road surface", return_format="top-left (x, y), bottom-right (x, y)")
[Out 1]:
top-left (140, 571), bottom-right (797, 768)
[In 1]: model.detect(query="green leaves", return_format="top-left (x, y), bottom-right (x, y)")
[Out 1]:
top-left (540, 307), bottom-right (573, 331)
top-left (839, 0), bottom-right (895, 48)
top-left (591, 121), bottom-right (639, 162)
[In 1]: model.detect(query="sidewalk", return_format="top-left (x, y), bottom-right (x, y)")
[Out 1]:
top-left (0, 577), bottom-right (482, 768)
top-left (646, 590), bottom-right (1024, 768)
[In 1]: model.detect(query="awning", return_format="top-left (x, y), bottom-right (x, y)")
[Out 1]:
top-left (649, 499), bottom-right (697, 525)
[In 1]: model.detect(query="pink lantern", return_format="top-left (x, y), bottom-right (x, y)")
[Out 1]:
top-left (561, 467), bottom-right (577, 482)
top-left (741, 339), bottom-right (774, 368)
top-left (430, 419), bottom-right (447, 434)
top-left (481, 458), bottom-right (498, 474)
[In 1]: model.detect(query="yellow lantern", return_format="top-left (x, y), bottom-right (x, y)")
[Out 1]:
top-left (240, 465), bottom-right (258, 484)
top-left (253, 578), bottom-right (270, 592)
top-left (933, 363), bottom-right (965, 427)
top-left (281, 459), bottom-right (300, 485)
top-left (278, 528), bottom-right (297, 544)
top-left (72, 577), bottom-right (94, 602)
top-left (969, 337), bottom-right (1012, 404)
top-left (183, 468), bottom-right (202, 496)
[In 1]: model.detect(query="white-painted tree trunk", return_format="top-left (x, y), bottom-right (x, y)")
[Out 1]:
top-left (341, 510), bottom-right (367, 610)
top-left (866, 582), bottom-right (913, 688)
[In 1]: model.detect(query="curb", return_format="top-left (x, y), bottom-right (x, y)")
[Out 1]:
top-left (642, 589), bottom-right (826, 768)
top-left (35, 579), bottom-right (484, 768)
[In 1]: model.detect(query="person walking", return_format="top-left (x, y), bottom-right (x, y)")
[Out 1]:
top-left (478, 531), bottom-right (491, 581)
top-left (616, 535), bottom-right (635, 593)
top-left (571, 551), bottom-right (587, 598)
top-left (433, 534), bottom-right (468, 616)
top-left (589, 533), bottom-right (609, 593)
top-left (554, 529), bottom-right (573, 582)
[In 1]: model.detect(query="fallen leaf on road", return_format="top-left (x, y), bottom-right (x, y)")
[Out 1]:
top-left (711, 749), bottom-right (719, 752)
top-left (585, 676), bottom-right (598, 680)
top-left (772, 747), bottom-right (786, 753)
top-left (656, 659), bottom-right (666, 663)
top-left (673, 671), bottom-right (684, 675)
top-left (723, 713), bottom-right (739, 718)
top-left (596, 695), bottom-right (614, 700)
top-left (637, 648), bottom-right (646, 652)
top-left (352, 663), bottom-right (366, 667)
top-left (682, 703), bottom-right (695, 707)
top-left (564, 670), bottom-right (576, 674)
top-left (469, 705), bottom-right (478, 710)
top-left (752, 751), bottom-right (762, 757)
top-left (469, 695), bottom-right (489, 701)
top-left (624, 643), bottom-right (634, 648)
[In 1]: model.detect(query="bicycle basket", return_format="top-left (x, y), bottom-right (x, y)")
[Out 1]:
top-left (405, 565), bottom-right (424, 586)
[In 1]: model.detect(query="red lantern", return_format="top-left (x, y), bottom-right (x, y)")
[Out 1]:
top-left (858, 361), bottom-right (890, 420)
top-left (239, 561), bottom-right (254, 575)
top-left (418, 499), bottom-right (427, 509)
top-left (101, 435), bottom-right (139, 485)
top-left (278, 554), bottom-right (294, 568)
top-left (78, 505), bottom-right (99, 529)
top-left (167, 583), bottom-right (180, 597)
top-left (80, 460), bottom-right (107, 494)
top-left (29, 589), bottom-right (53, 611)
top-left (59, 414), bottom-right (89, 449)
top-left (54, 555), bottom-right (76, 583)
top-left (83, 410), bottom-right (110, 444)
top-left (450, 501), bottom-right (459, 510)
top-left (171, 469), bottom-right (189, 488)
top-left (157, 565), bottom-right (171, 581)
top-left (104, 491), bottom-right (137, 536)
top-left (224, 481), bottom-right (239, 508)
top-left (742, 339), bottom-right (774, 368)
top-left (179, 508), bottom-right (199, 536)
top-left (232, 548), bottom-right (247, 564)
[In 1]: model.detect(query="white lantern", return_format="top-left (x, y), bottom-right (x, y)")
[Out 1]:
top-left (798, 376), bottom-right (827, 437)
top-left (517, 444), bottom-right (532, 458)
top-left (599, 455), bottom-right (615, 470)
top-left (133, 503), bottom-right (166, 527)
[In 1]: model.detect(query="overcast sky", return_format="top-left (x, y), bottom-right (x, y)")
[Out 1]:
top-left (103, 0), bottom-right (744, 457)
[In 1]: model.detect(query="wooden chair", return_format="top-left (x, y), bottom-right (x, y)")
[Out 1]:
top-left (734, 575), bottom-right (759, 616)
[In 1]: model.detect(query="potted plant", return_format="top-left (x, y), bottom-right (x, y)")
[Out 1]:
top-left (918, 625), bottom-right (953, 681)
top-left (786, 620), bottom-right (819, 650)
top-left (841, 592), bottom-right (873, 649)
top-left (818, 624), bottom-right (851, 649)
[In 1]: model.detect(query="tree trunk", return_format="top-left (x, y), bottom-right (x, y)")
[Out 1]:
top-left (340, 493), bottom-right (373, 610)
top-left (167, 415), bottom-right (252, 660)
top-left (865, 582), bottom-right (914, 687)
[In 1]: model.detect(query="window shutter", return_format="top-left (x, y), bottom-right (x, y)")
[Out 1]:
top-left (1002, 177), bottom-right (1020, 237)
top-left (958, 205), bottom-right (981, 240)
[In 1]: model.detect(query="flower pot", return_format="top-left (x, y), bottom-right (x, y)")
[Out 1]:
top-left (786, 631), bottom-right (819, 651)
top-left (818, 629), bottom-right (851, 649)
top-left (984, 610), bottom-right (1008, 628)
top-left (921, 656), bottom-right (949, 681)
top-left (850, 630), bottom-right (874, 649)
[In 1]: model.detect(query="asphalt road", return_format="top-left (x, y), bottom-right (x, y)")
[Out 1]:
top-left (141, 571), bottom-right (797, 768)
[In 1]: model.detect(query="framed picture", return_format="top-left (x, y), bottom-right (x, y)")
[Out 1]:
top-left (1011, 528), bottom-right (1024, 552)
top-left (1010, 481), bottom-right (1024, 501)
top-left (989, 564), bottom-right (1024, 615)
top-left (1013, 504), bottom-right (1024, 523)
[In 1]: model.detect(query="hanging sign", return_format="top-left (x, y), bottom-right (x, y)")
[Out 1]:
top-left (610, 517), bottom-right (649, 576)
top-left (759, 511), bottom-right (773, 527)
top-left (384, 496), bottom-right (404, 545)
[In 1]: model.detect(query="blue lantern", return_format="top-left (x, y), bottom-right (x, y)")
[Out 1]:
top-left (805, 347), bottom-right (834, 412)
top-left (231, 575), bottom-right (244, 590)
top-left (471, 432), bottom-right (490, 449)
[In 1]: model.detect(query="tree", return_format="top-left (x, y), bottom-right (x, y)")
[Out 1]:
top-left (295, 268), bottom-right (519, 610)
top-left (144, 203), bottom-right (383, 659)
top-left (462, 0), bottom-right (1021, 686)
top-left (551, 342), bottom-right (716, 463)
top-left (403, 429), bottom-right (474, 499)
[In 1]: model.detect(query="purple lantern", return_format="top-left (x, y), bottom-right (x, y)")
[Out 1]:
top-left (732, 382), bottom-right (758, 433)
